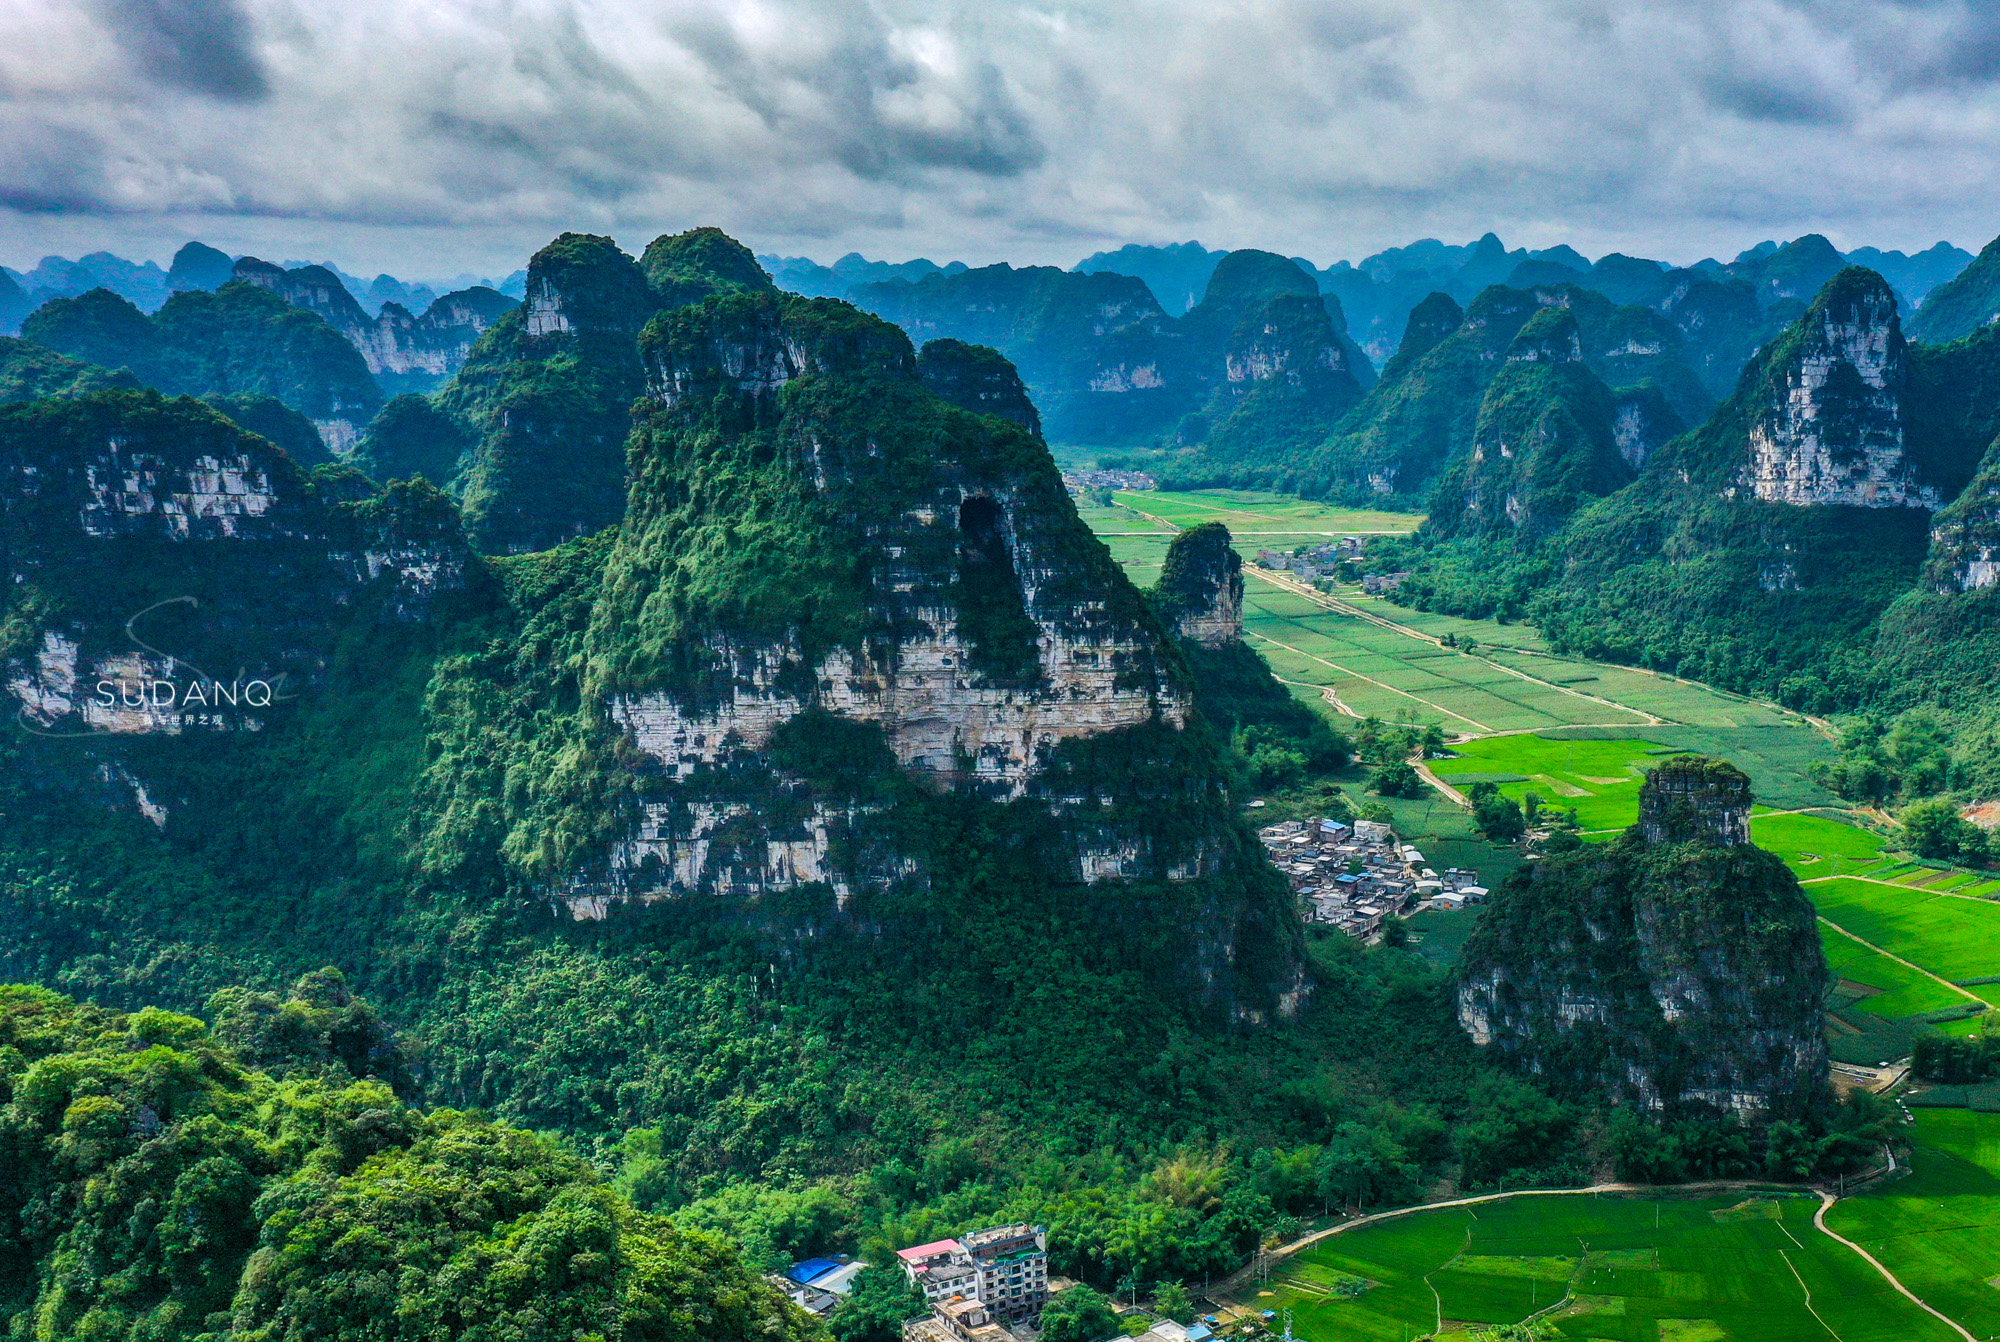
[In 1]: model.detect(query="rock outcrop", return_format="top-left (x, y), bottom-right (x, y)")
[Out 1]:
top-left (1443, 308), bottom-right (1636, 538)
top-left (916, 338), bottom-right (1043, 436)
top-left (1277, 280), bottom-right (1708, 503)
top-left (1922, 435), bottom-right (2000, 593)
top-left (0, 391), bottom-right (471, 738)
top-left (233, 257), bottom-right (516, 393)
top-left (572, 287), bottom-right (1218, 902)
top-left (1741, 268), bottom-right (1936, 509)
top-left (1154, 524), bottom-right (1243, 647)
top-left (1456, 758), bottom-right (1830, 1120)
top-left (439, 233), bottom-right (662, 553)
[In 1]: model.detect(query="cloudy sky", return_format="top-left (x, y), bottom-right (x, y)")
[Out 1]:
top-left (4, 0), bottom-right (2000, 278)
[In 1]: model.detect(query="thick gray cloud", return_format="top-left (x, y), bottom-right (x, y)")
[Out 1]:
top-left (95, 0), bottom-right (268, 102)
top-left (3, 0), bottom-right (2000, 274)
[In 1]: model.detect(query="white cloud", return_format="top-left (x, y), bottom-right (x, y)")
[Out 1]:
top-left (2, 0), bottom-right (1999, 275)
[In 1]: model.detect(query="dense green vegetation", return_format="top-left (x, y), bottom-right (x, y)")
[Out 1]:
top-left (1371, 265), bottom-right (2000, 813)
top-left (354, 391), bottom-right (469, 483)
top-left (0, 335), bottom-right (138, 403)
top-left (1459, 767), bottom-right (1840, 1129)
top-left (0, 980), bottom-right (821, 1342)
top-left (0, 232), bottom-right (1959, 1337)
top-left (440, 233), bottom-right (662, 552)
top-left (21, 282), bottom-right (381, 434)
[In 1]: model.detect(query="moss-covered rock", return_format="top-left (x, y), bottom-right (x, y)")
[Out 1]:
top-left (1435, 309), bottom-right (1635, 538)
top-left (1153, 523), bottom-right (1242, 647)
top-left (421, 276), bottom-right (1306, 1020)
top-left (1457, 759), bottom-right (1829, 1120)
top-left (641, 226), bottom-right (777, 309)
top-left (442, 234), bottom-right (659, 553)
top-left (916, 338), bottom-right (1042, 436)
top-left (201, 392), bottom-right (332, 468)
top-left (0, 335), bottom-right (140, 403)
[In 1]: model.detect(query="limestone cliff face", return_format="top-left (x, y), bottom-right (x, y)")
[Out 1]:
top-left (1742, 269), bottom-right (1936, 509)
top-left (1610, 384), bottom-right (1683, 471)
top-left (1456, 758), bottom-right (1829, 1120)
top-left (1923, 436), bottom-right (2000, 592)
top-left (1154, 524), bottom-right (1243, 647)
top-left (233, 258), bottom-right (516, 391)
top-left (1177, 261), bottom-right (1366, 469)
top-left (0, 392), bottom-right (471, 736)
top-left (530, 282), bottom-right (1303, 1030)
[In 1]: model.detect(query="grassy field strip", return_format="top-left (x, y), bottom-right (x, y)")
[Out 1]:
top-left (1245, 629), bottom-right (1495, 732)
top-left (1234, 1180), bottom-right (1964, 1341)
top-left (1104, 489), bottom-right (1425, 534)
top-left (1826, 1112), bottom-right (2000, 1337)
top-left (1813, 1190), bottom-right (1980, 1342)
top-left (1814, 918), bottom-right (1986, 1006)
top-left (1805, 877), bottom-right (2000, 998)
top-left (1819, 873), bottom-right (2000, 906)
top-left (1246, 564), bottom-right (1667, 729)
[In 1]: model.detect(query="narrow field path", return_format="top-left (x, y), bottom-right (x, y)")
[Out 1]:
top-left (1812, 1191), bottom-right (1976, 1342)
top-left (1812, 917), bottom-right (1986, 1005)
top-left (1776, 1243), bottom-right (1844, 1341)
top-left (1210, 1179), bottom-right (1808, 1298)
top-left (1245, 565), bottom-right (1667, 728)
top-left (1411, 753), bottom-right (1469, 806)
top-left (1269, 674), bottom-right (1361, 719)
top-left (1245, 628), bottom-right (1494, 732)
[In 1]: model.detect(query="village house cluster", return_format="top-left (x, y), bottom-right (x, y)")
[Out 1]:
top-left (1257, 817), bottom-right (1487, 938)
top-left (1253, 538), bottom-right (1360, 580)
top-left (771, 1225), bottom-right (1056, 1333)
top-left (1061, 469), bottom-right (1158, 494)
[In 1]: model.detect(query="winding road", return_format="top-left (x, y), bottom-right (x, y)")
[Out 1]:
top-left (1213, 1171), bottom-right (1977, 1342)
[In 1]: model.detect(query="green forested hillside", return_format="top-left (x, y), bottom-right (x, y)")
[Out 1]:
top-left (1385, 261), bottom-right (2000, 800)
top-left (0, 234), bottom-right (1902, 1335)
top-left (21, 283), bottom-right (381, 443)
top-left (0, 980), bottom-right (821, 1342)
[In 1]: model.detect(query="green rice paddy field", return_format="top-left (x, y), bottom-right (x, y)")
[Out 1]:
top-left (1245, 1183), bottom-right (1963, 1340)
top-left (1083, 489), bottom-right (2000, 1064)
top-left (1247, 1111), bottom-right (2000, 1340)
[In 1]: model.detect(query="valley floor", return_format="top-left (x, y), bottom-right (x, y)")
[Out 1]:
top-left (1084, 488), bottom-right (2000, 1339)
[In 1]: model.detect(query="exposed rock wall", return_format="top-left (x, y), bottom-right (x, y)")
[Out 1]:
top-left (1456, 758), bottom-right (1830, 1120)
top-left (0, 393), bottom-right (473, 735)
top-left (234, 258), bottom-right (516, 388)
top-left (557, 287), bottom-right (1248, 928)
top-left (1923, 435), bottom-right (2000, 592)
top-left (1154, 523), bottom-right (1243, 647)
top-left (1743, 268), bottom-right (1937, 508)
top-left (1638, 756), bottom-right (1752, 845)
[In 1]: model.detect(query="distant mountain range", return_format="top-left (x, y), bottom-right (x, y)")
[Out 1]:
top-left (0, 241), bottom-right (527, 333)
top-left (738, 233), bottom-right (1975, 449)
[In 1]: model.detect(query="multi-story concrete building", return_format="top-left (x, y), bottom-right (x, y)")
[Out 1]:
top-left (896, 1224), bottom-right (1050, 1325)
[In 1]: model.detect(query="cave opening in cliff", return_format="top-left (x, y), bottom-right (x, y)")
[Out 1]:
top-left (954, 494), bottom-right (1041, 683)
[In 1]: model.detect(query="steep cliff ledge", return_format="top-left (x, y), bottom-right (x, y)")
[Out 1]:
top-left (1456, 758), bottom-right (1829, 1120)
